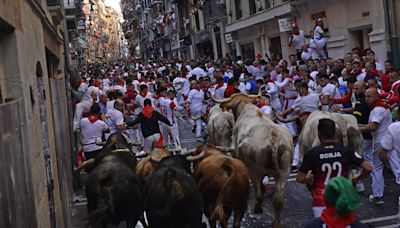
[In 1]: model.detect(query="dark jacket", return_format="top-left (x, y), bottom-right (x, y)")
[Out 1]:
top-left (127, 107), bottom-right (171, 138)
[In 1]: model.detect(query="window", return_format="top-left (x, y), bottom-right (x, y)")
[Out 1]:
top-left (235, 0), bottom-right (242, 20)
top-left (249, 0), bottom-right (256, 15)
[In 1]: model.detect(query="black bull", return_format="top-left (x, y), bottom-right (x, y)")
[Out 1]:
top-left (85, 133), bottom-right (144, 228)
top-left (145, 155), bottom-right (204, 228)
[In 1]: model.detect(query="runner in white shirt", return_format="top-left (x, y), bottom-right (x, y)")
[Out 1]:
top-left (104, 99), bottom-right (127, 137)
top-left (160, 90), bottom-right (184, 149)
top-left (71, 77), bottom-right (93, 132)
top-left (80, 103), bottom-right (110, 161)
top-left (263, 74), bottom-right (282, 112)
top-left (359, 88), bottom-right (393, 204)
top-left (319, 74), bottom-right (341, 111)
top-left (135, 84), bottom-right (154, 110)
top-left (289, 23), bottom-right (307, 61)
top-left (186, 84), bottom-right (205, 139)
top-left (379, 121), bottom-right (400, 185)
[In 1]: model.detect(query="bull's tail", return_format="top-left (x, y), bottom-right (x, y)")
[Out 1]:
top-left (86, 184), bottom-right (115, 227)
top-left (337, 117), bottom-right (348, 147)
top-left (211, 160), bottom-right (236, 221)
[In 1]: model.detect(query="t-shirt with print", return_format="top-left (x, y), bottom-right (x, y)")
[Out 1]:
top-left (299, 144), bottom-right (364, 206)
top-left (369, 107), bottom-right (392, 143)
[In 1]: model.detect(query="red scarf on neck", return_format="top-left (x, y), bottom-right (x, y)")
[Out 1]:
top-left (321, 206), bottom-right (357, 228)
top-left (370, 99), bottom-right (388, 110)
top-left (88, 114), bottom-right (99, 124)
top-left (142, 106), bottom-right (154, 119)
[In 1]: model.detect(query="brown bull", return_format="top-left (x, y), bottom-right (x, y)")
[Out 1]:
top-left (215, 93), bottom-right (293, 228)
top-left (135, 148), bottom-right (172, 185)
top-left (191, 145), bottom-right (250, 228)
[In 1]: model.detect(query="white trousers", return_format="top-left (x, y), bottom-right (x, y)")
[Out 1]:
top-left (74, 100), bottom-right (93, 131)
top-left (143, 133), bottom-right (160, 153)
top-left (292, 143), bottom-right (300, 166)
top-left (162, 123), bottom-right (181, 148)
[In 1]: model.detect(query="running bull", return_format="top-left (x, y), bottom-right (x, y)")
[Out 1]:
top-left (84, 133), bottom-right (145, 228)
top-left (214, 93), bottom-right (293, 228)
top-left (298, 111), bottom-right (363, 162)
top-left (191, 144), bottom-right (250, 228)
top-left (144, 155), bottom-right (203, 228)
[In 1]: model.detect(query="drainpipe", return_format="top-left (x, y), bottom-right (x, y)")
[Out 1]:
top-left (387, 0), bottom-right (400, 69)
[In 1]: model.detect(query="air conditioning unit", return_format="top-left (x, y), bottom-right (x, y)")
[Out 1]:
top-left (216, 0), bottom-right (225, 5)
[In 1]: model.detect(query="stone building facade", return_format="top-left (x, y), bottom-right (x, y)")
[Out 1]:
top-left (0, 0), bottom-right (73, 227)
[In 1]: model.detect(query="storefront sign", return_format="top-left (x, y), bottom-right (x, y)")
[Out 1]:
top-left (225, 33), bottom-right (233, 43)
top-left (278, 18), bottom-right (293, 32)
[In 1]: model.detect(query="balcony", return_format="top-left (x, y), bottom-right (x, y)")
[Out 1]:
top-left (47, 0), bottom-right (61, 6)
top-left (226, 0), bottom-right (292, 33)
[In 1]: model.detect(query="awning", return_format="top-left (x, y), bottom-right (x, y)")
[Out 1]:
top-left (225, 2), bottom-right (292, 33)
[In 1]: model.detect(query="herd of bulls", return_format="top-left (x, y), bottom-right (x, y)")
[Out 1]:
top-left (81, 92), bottom-right (363, 228)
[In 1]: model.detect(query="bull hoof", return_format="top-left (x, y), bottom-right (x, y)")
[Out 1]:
top-left (253, 206), bottom-right (263, 214)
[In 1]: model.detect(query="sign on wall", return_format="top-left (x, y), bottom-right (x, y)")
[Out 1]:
top-left (225, 33), bottom-right (233, 43)
top-left (278, 18), bottom-right (293, 32)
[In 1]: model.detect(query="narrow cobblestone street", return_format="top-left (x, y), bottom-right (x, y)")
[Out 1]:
top-left (72, 119), bottom-right (400, 228)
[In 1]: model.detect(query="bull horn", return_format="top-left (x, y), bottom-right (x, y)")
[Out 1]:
top-left (216, 146), bottom-right (235, 152)
top-left (135, 151), bottom-right (148, 158)
top-left (186, 145), bottom-right (207, 162)
top-left (75, 158), bottom-right (95, 172)
top-left (211, 94), bottom-right (232, 103)
top-left (166, 147), bottom-right (182, 153)
top-left (180, 148), bottom-right (197, 156)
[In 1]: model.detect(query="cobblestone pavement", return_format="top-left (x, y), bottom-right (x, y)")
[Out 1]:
top-left (72, 119), bottom-right (400, 227)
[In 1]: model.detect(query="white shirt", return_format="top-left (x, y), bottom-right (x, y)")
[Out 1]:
top-left (160, 97), bottom-right (182, 124)
top-left (80, 118), bottom-right (109, 152)
top-left (104, 108), bottom-right (124, 134)
top-left (78, 82), bottom-right (92, 102)
top-left (135, 92), bottom-right (153, 110)
top-left (369, 107), bottom-right (393, 143)
top-left (214, 84), bottom-right (227, 99)
top-left (322, 83), bottom-right (341, 100)
top-left (188, 67), bottom-right (207, 80)
top-left (314, 26), bottom-right (324, 40)
top-left (187, 89), bottom-right (204, 113)
top-left (291, 30), bottom-right (306, 50)
top-left (356, 72), bottom-right (366, 82)
top-left (381, 122), bottom-right (400, 153)
top-left (291, 93), bottom-right (320, 113)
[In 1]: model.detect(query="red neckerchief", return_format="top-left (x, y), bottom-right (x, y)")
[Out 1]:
top-left (370, 99), bottom-right (388, 110)
top-left (140, 90), bottom-right (148, 97)
top-left (291, 63), bottom-right (297, 66)
top-left (293, 31), bottom-right (300, 35)
top-left (320, 205), bottom-right (357, 228)
top-left (88, 114), bottom-right (99, 124)
top-left (370, 68), bottom-right (379, 76)
top-left (93, 80), bottom-right (101, 88)
top-left (216, 82), bottom-right (224, 89)
top-left (267, 80), bottom-right (275, 84)
top-left (142, 106), bottom-right (154, 119)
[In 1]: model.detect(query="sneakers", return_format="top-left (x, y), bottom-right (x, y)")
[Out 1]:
top-left (291, 166), bottom-right (298, 173)
top-left (368, 195), bottom-right (384, 205)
